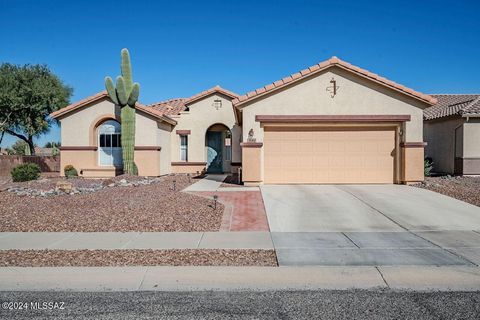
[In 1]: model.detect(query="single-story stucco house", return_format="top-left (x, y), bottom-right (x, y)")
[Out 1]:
top-left (424, 94), bottom-right (480, 175)
top-left (51, 56), bottom-right (437, 185)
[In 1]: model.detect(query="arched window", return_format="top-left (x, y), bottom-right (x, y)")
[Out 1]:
top-left (98, 120), bottom-right (122, 166)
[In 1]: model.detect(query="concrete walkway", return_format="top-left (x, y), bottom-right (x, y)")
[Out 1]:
top-left (1, 266), bottom-right (480, 291)
top-left (183, 174), bottom-right (259, 192)
top-left (0, 232), bottom-right (274, 250)
top-left (183, 174), bottom-right (227, 192)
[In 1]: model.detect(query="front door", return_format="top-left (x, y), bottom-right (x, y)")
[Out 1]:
top-left (206, 131), bottom-right (223, 173)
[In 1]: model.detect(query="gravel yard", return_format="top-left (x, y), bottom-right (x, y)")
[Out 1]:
top-left (0, 249), bottom-right (277, 267)
top-left (0, 175), bottom-right (224, 232)
top-left (416, 176), bottom-right (480, 207)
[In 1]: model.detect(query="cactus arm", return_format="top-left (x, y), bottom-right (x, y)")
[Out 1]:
top-left (104, 76), bottom-right (119, 105)
top-left (121, 48), bottom-right (133, 95)
top-left (116, 76), bottom-right (128, 105)
top-left (127, 83), bottom-right (140, 106)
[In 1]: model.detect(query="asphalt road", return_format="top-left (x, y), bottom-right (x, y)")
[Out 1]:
top-left (1, 290), bottom-right (479, 319)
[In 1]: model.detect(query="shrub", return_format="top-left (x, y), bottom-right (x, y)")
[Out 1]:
top-left (64, 165), bottom-right (78, 178)
top-left (11, 163), bottom-right (41, 182)
top-left (424, 158), bottom-right (433, 177)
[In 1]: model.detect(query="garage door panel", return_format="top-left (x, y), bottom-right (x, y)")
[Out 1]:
top-left (264, 127), bottom-right (395, 184)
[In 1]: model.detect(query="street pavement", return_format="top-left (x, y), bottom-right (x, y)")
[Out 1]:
top-left (0, 290), bottom-right (479, 319)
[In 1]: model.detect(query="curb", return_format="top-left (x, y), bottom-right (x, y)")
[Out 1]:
top-left (1, 266), bottom-right (479, 292)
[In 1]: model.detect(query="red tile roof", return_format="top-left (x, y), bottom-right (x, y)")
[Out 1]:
top-left (49, 91), bottom-right (177, 125)
top-left (184, 85), bottom-right (238, 105)
top-left (424, 94), bottom-right (480, 120)
top-left (232, 56), bottom-right (437, 107)
top-left (148, 85), bottom-right (238, 116)
top-left (149, 98), bottom-right (187, 116)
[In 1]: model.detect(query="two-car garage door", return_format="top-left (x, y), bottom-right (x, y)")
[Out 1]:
top-left (263, 127), bottom-right (396, 184)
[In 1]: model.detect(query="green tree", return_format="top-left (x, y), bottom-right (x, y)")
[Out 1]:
top-left (0, 64), bottom-right (72, 155)
top-left (43, 141), bottom-right (60, 148)
top-left (6, 139), bottom-right (36, 155)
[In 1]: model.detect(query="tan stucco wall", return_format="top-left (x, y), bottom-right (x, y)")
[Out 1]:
top-left (60, 150), bottom-right (96, 176)
top-left (170, 93), bottom-right (241, 167)
top-left (241, 144), bottom-right (262, 186)
top-left (135, 111), bottom-right (159, 146)
top-left (135, 150), bottom-right (160, 176)
top-left (424, 117), bottom-right (465, 174)
top-left (402, 147), bottom-right (424, 182)
top-left (463, 119), bottom-right (480, 158)
top-left (241, 67), bottom-right (426, 143)
top-left (59, 97), bottom-right (172, 176)
top-left (157, 121), bottom-right (172, 175)
top-left (240, 67), bottom-right (427, 183)
top-left (60, 99), bottom-right (121, 146)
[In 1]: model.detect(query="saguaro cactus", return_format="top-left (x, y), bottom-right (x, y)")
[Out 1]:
top-left (105, 49), bottom-right (140, 175)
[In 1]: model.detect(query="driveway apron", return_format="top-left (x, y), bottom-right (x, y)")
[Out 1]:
top-left (261, 185), bottom-right (480, 266)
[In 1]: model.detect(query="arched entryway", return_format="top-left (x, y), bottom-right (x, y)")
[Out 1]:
top-left (205, 123), bottom-right (232, 173)
top-left (98, 120), bottom-right (122, 167)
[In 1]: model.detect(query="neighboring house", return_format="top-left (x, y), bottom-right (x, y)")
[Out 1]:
top-left (34, 147), bottom-right (53, 156)
top-left (51, 56), bottom-right (436, 185)
top-left (424, 94), bottom-right (480, 175)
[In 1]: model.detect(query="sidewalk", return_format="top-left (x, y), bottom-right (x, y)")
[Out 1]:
top-left (0, 232), bottom-right (274, 250)
top-left (1, 266), bottom-right (480, 291)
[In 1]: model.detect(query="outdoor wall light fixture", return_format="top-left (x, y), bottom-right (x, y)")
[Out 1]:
top-left (248, 128), bottom-right (256, 142)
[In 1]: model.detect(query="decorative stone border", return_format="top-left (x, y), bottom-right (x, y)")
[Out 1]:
top-left (4, 177), bottom-right (166, 198)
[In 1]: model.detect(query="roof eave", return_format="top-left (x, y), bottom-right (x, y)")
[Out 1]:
top-left (50, 91), bottom-right (177, 125)
top-left (233, 57), bottom-right (437, 108)
top-left (184, 86), bottom-right (238, 106)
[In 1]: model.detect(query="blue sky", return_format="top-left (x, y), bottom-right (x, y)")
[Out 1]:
top-left (1, 0), bottom-right (479, 147)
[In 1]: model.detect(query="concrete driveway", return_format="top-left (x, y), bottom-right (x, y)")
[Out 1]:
top-left (261, 185), bottom-right (480, 232)
top-left (261, 185), bottom-right (480, 266)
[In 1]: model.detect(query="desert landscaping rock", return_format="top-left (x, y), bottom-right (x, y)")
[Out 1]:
top-left (2, 174), bottom-right (184, 197)
top-left (0, 249), bottom-right (278, 267)
top-left (0, 175), bottom-right (224, 232)
top-left (417, 176), bottom-right (480, 207)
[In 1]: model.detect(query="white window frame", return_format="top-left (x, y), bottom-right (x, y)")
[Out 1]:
top-left (180, 135), bottom-right (188, 162)
top-left (98, 120), bottom-right (122, 167)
